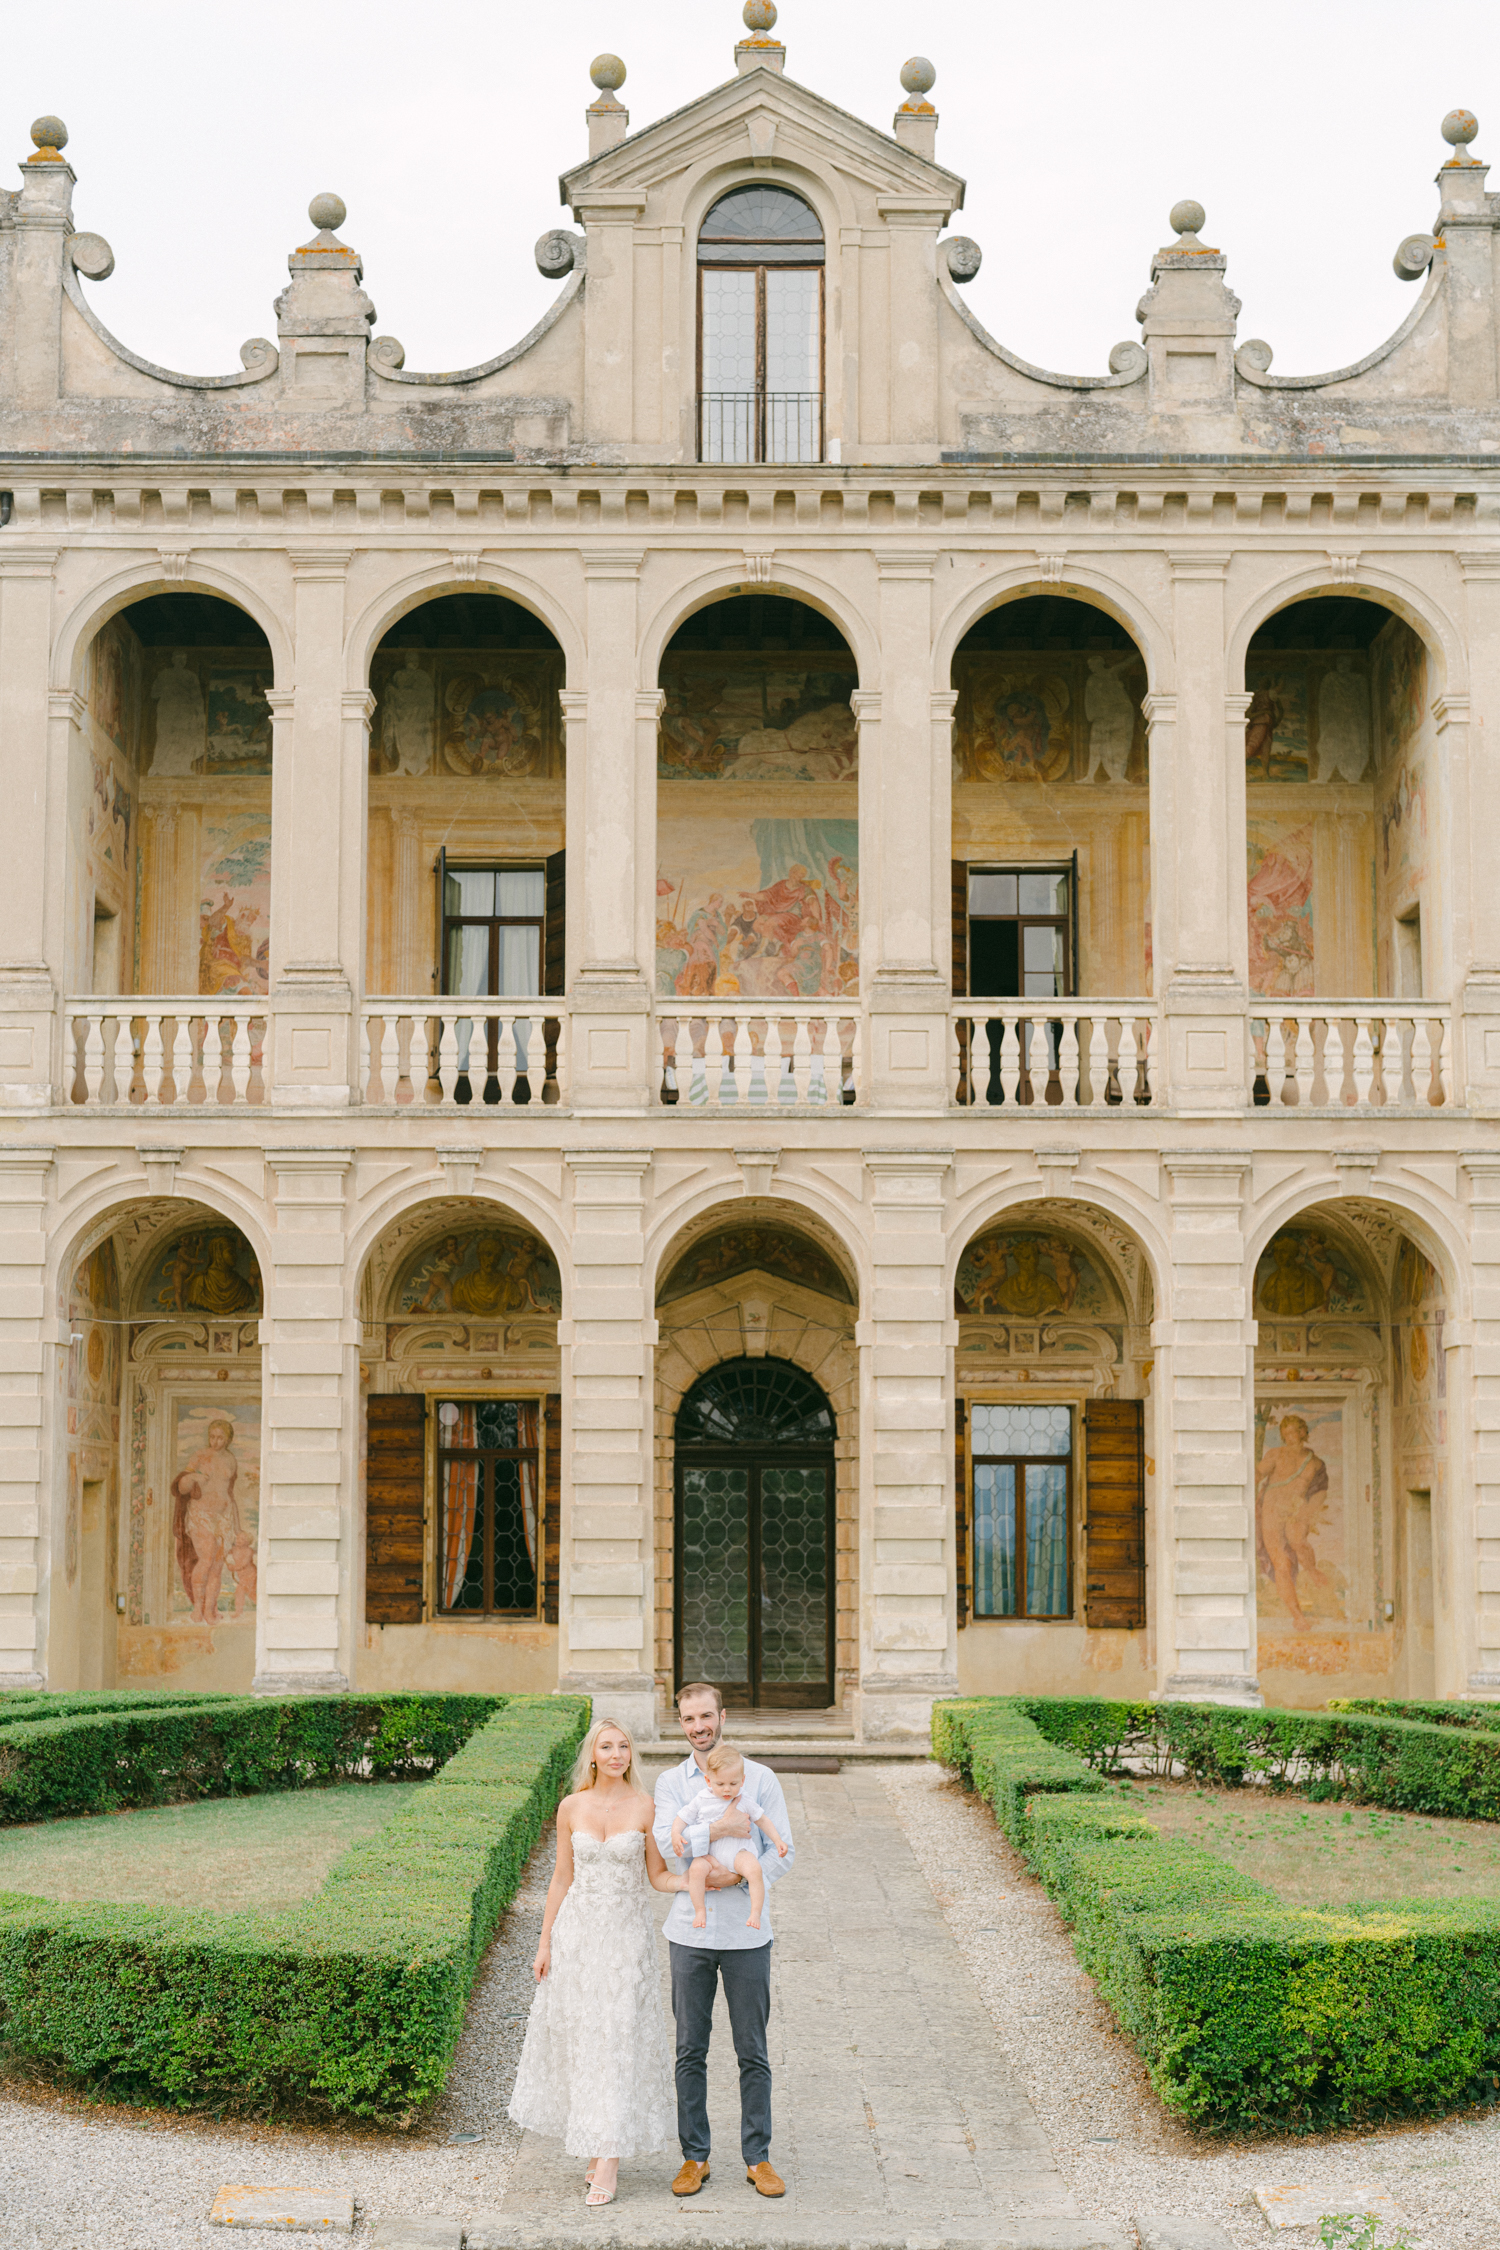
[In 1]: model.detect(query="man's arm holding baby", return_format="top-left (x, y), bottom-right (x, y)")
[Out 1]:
top-left (745, 1766), bottom-right (795, 1891)
top-left (653, 1770), bottom-right (744, 1889)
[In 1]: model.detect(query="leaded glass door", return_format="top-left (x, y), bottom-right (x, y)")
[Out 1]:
top-left (674, 1359), bottom-right (835, 1709)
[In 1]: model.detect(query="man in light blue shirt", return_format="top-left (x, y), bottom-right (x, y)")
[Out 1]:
top-left (652, 1682), bottom-right (794, 2201)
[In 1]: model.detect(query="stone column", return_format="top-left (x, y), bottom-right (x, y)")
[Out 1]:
top-left (569, 555), bottom-right (652, 1113)
top-left (1156, 1151), bottom-right (1261, 1705)
top-left (0, 553), bottom-right (60, 1106)
top-left (1160, 555), bottom-right (1249, 1110)
top-left (859, 1149), bottom-right (958, 1740)
top-left (268, 554), bottom-right (366, 1105)
top-left (1462, 1154), bottom-right (1500, 1693)
top-left (865, 556), bottom-right (952, 1110)
top-left (253, 1149), bottom-right (357, 1693)
top-left (1455, 553), bottom-right (1500, 1102)
top-left (0, 1147), bottom-right (53, 1684)
top-left (559, 1149), bottom-right (655, 1736)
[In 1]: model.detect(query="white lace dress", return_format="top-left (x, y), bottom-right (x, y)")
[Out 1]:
top-left (507, 1828), bottom-right (675, 2159)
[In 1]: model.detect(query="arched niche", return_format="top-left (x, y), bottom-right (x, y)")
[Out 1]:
top-left (1240, 595), bottom-right (1437, 1001)
top-left (655, 594), bottom-right (858, 1004)
top-left (950, 596), bottom-right (1152, 1002)
top-left (75, 592), bottom-right (273, 1000)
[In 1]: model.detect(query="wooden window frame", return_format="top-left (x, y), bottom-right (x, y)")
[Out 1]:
top-left (428, 1389), bottom-right (548, 1624)
top-left (964, 860), bottom-right (1078, 1001)
top-left (697, 263), bottom-right (825, 466)
top-left (438, 861), bottom-right (547, 1001)
top-left (967, 1401), bottom-right (1076, 1623)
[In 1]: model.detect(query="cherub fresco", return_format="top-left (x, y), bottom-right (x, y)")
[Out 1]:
top-left (1253, 1228), bottom-right (1366, 1319)
top-left (395, 1229), bottom-right (562, 1317)
top-left (441, 670), bottom-right (547, 775)
top-left (143, 1228), bottom-right (261, 1317)
top-left (171, 1415), bottom-right (244, 1624)
top-left (1255, 1409), bottom-right (1344, 1629)
top-left (966, 676), bottom-right (1072, 782)
top-left (955, 1231), bottom-right (1106, 1319)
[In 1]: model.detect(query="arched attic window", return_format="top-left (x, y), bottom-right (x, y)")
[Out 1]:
top-left (698, 184), bottom-right (824, 467)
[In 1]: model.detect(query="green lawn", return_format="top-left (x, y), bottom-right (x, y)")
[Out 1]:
top-left (1128, 1776), bottom-right (1500, 1904)
top-left (0, 1783), bottom-right (422, 1912)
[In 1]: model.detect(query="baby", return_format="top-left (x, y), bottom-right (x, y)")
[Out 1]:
top-left (226, 1530), bottom-right (257, 1616)
top-left (670, 1743), bottom-right (788, 1931)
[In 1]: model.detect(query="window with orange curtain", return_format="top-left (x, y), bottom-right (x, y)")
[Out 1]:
top-left (436, 1398), bottom-right (541, 1616)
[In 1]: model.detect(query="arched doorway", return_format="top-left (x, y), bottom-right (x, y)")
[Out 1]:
top-left (674, 1357), bottom-right (835, 1710)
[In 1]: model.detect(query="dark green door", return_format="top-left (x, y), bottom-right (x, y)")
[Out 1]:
top-left (674, 1360), bottom-right (836, 1711)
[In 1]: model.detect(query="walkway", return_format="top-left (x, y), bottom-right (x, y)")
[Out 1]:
top-left (467, 1765), bottom-right (1105, 2250)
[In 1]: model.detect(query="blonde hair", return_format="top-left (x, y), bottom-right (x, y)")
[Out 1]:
top-left (572, 1716), bottom-right (646, 1796)
top-left (704, 1743), bottom-right (745, 1781)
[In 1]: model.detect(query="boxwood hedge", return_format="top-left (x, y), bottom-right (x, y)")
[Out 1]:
top-left (935, 1695), bottom-right (1500, 2132)
top-left (0, 1690), bottom-right (588, 2120)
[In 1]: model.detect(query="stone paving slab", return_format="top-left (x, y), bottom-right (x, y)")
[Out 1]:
top-left (1134, 2221), bottom-right (1239, 2250)
top-left (1254, 2183), bottom-right (1407, 2229)
top-left (474, 1771), bottom-right (1088, 2250)
top-left (208, 2184), bottom-right (355, 2232)
top-left (367, 2220), bottom-right (465, 2250)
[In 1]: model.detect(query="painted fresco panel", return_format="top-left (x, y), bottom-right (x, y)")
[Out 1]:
top-left (1246, 818), bottom-right (1315, 995)
top-left (1253, 1226), bottom-right (1370, 1319)
top-left (1254, 1396), bottom-right (1348, 1631)
top-left (656, 815), bottom-right (857, 997)
top-left (145, 650), bottom-right (273, 776)
top-left (659, 1226), bottom-right (852, 1307)
top-left (369, 649), bottom-right (562, 777)
top-left (199, 816), bottom-right (271, 995)
top-left (953, 650), bottom-right (1147, 784)
top-left (658, 654), bottom-right (857, 781)
top-left (392, 1227), bottom-right (562, 1317)
top-left (137, 1226), bottom-right (262, 1318)
top-left (955, 1229), bottom-right (1119, 1320)
top-left (169, 1396), bottom-right (260, 1623)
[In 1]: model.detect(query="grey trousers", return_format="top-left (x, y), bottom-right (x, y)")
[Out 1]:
top-left (668, 1939), bottom-right (773, 2166)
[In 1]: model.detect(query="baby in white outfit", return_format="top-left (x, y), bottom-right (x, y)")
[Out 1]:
top-left (670, 1743), bottom-right (788, 1929)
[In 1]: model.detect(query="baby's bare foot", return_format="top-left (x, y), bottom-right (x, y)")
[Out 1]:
top-left (747, 1913), bottom-right (761, 1929)
top-left (692, 1909), bottom-right (708, 1928)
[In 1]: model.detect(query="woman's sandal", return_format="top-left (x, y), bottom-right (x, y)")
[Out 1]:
top-left (585, 2183), bottom-right (617, 2207)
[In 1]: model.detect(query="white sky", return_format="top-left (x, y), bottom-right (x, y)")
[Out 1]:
top-left (6, 0), bottom-right (1500, 393)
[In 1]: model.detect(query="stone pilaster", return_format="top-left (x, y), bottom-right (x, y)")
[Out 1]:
top-left (859, 1148), bottom-right (957, 1739)
top-left (559, 1149), bottom-right (655, 1736)
top-left (0, 1147), bottom-right (53, 1682)
top-left (1456, 553), bottom-right (1500, 1106)
top-left (253, 1148), bottom-right (357, 1693)
top-left (1157, 1150), bottom-right (1261, 1705)
top-left (0, 554), bottom-right (60, 1107)
top-left (1462, 1154), bottom-right (1500, 1691)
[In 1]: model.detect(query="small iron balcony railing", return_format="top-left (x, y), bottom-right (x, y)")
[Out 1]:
top-left (699, 391), bottom-right (823, 466)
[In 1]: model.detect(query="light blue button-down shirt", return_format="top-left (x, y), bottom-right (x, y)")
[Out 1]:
top-left (652, 1750), bottom-right (795, 1950)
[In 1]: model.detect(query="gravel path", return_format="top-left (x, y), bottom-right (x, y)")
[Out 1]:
top-left (0, 1821), bottom-right (555, 2246)
top-left (876, 1759), bottom-right (1500, 2249)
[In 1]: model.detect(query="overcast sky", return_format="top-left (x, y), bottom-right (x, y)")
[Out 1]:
top-left (6, 0), bottom-right (1499, 389)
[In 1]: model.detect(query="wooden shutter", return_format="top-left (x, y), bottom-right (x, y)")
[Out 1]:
top-left (434, 846), bottom-right (448, 993)
top-left (1083, 1398), bottom-right (1145, 1630)
top-left (543, 1393), bottom-right (562, 1625)
top-left (366, 1393), bottom-right (427, 1624)
top-left (544, 850), bottom-right (566, 997)
top-left (955, 1398), bottom-right (969, 1629)
top-left (951, 861), bottom-right (968, 997)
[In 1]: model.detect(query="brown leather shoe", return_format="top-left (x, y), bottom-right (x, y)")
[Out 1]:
top-left (671, 2159), bottom-right (711, 2196)
top-left (746, 2161), bottom-right (786, 2197)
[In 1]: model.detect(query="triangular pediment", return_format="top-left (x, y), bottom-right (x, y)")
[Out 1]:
top-left (560, 64), bottom-right (964, 219)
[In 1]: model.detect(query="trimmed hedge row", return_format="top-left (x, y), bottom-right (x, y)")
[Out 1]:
top-left (992, 1693), bottom-right (1500, 1819)
top-left (1332, 1697), bottom-right (1500, 1731)
top-left (0, 1692), bottom-right (500, 1825)
top-left (936, 1696), bottom-right (1500, 2131)
top-left (0, 1690), bottom-right (235, 1730)
top-left (0, 1691), bottom-right (588, 2120)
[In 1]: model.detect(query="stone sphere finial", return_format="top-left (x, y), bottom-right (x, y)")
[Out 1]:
top-left (743, 1), bottom-right (779, 30)
top-left (590, 53), bottom-right (627, 94)
top-left (1170, 199), bottom-right (1206, 238)
top-left (308, 192), bottom-right (347, 234)
top-left (900, 57), bottom-right (937, 98)
top-left (29, 115), bottom-right (68, 155)
top-left (1442, 108), bottom-right (1479, 149)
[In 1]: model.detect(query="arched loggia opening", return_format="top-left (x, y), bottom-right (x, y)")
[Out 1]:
top-left (365, 594), bottom-right (566, 1105)
top-left (654, 595), bottom-right (858, 1106)
top-left (950, 596), bottom-right (1153, 1106)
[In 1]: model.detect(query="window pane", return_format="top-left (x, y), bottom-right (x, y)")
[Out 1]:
top-left (971, 1402), bottom-right (1072, 1457)
top-left (973, 1463), bottom-right (1016, 1616)
top-left (765, 269), bottom-right (819, 392)
top-left (1024, 1463), bottom-right (1070, 1616)
top-left (1019, 872), bottom-right (1068, 916)
top-left (447, 923), bottom-right (491, 996)
top-left (969, 872), bottom-right (1017, 916)
top-left (758, 1464), bottom-right (828, 1685)
top-left (441, 1457), bottom-right (486, 1611)
top-left (679, 1465), bottom-right (750, 1684)
top-left (496, 925), bottom-right (541, 997)
top-left (491, 1455), bottom-right (538, 1612)
top-left (474, 1399), bottom-right (520, 1449)
top-left (702, 269), bottom-right (757, 392)
top-left (496, 870), bottom-right (545, 918)
top-left (1022, 925), bottom-right (1064, 972)
top-left (446, 871), bottom-right (496, 915)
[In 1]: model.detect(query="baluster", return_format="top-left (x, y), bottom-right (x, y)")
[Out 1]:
top-left (140, 1012), bottom-right (166, 1106)
top-left (703, 1018), bottom-right (726, 1108)
top-left (789, 1016), bottom-right (813, 1105)
top-left (82, 1013), bottom-right (105, 1106)
top-left (1351, 1016), bottom-right (1375, 1107)
top-left (1261, 1017), bottom-right (1286, 1106)
top-left (208, 1016), bottom-right (229, 1104)
top-left (1293, 1015), bottom-right (1316, 1108)
top-left (1136, 1017), bottom-right (1156, 1106)
top-left (1406, 1016), bottom-right (1429, 1108)
top-left (227, 1014), bottom-right (250, 1106)
top-left (1324, 1015), bottom-right (1350, 1107)
top-left (1115, 1017), bottom-right (1139, 1108)
top-left (1427, 1017), bottom-right (1447, 1108)
top-left (1082, 1017), bottom-right (1106, 1109)
top-left (735, 1018), bottom-right (755, 1105)
top-left (548, 1012), bottom-right (565, 1106)
top-left (953, 1014), bottom-right (970, 1107)
top-left (436, 1013), bottom-right (461, 1104)
top-left (499, 1014), bottom-right (521, 1106)
top-left (1392, 1015), bottom-right (1415, 1106)
top-left (373, 1012), bottom-right (397, 1105)
top-left (1056, 1014), bottom-right (1080, 1110)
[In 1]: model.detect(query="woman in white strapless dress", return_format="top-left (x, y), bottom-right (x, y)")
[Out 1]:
top-left (509, 1717), bottom-right (686, 2206)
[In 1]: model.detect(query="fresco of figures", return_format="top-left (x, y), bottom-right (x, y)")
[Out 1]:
top-left (369, 648), bottom-right (563, 777)
top-left (952, 650), bottom-right (1148, 785)
top-left (393, 1228), bottom-right (563, 1318)
top-left (169, 1399), bottom-right (260, 1624)
top-left (198, 816), bottom-right (271, 996)
top-left (145, 650), bottom-right (274, 776)
top-left (954, 1228), bottom-right (1118, 1320)
top-left (656, 816), bottom-right (857, 999)
top-left (657, 654), bottom-right (858, 782)
top-left (137, 1225), bottom-right (263, 1318)
top-left (1252, 1226), bottom-right (1369, 1322)
top-left (1254, 1397), bottom-right (1347, 1633)
top-left (658, 1225), bottom-right (853, 1307)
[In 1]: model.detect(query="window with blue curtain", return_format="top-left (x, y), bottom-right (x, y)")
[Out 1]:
top-left (970, 1402), bottom-right (1072, 1618)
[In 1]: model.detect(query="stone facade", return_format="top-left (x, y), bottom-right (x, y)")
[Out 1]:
top-left (2, 23), bottom-right (1499, 1734)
